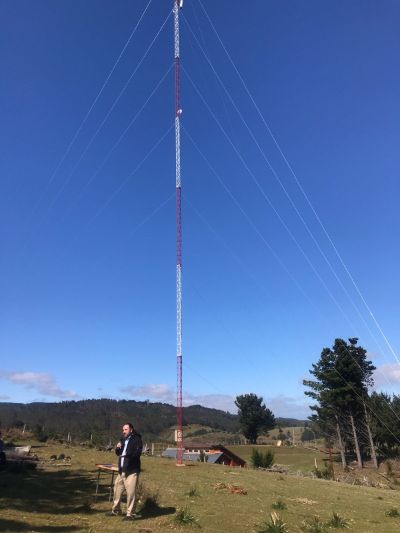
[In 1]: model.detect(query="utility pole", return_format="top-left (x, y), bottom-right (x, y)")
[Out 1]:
top-left (174, 0), bottom-right (184, 466)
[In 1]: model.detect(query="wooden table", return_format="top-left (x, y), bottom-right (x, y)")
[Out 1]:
top-left (95, 464), bottom-right (119, 501)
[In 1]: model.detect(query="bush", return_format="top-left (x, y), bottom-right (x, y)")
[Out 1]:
top-left (258, 512), bottom-right (288, 533)
top-left (251, 449), bottom-right (262, 468)
top-left (174, 507), bottom-right (199, 526)
top-left (301, 516), bottom-right (327, 532)
top-left (312, 464), bottom-right (334, 480)
top-left (272, 499), bottom-right (287, 510)
top-left (186, 486), bottom-right (200, 497)
top-left (301, 428), bottom-right (315, 442)
top-left (385, 508), bottom-right (400, 517)
top-left (326, 512), bottom-right (350, 528)
top-left (251, 448), bottom-right (274, 469)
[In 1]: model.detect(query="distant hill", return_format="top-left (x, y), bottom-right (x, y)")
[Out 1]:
top-left (0, 399), bottom-right (306, 444)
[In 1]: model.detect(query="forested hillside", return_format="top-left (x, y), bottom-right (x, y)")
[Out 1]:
top-left (0, 399), bottom-right (303, 443)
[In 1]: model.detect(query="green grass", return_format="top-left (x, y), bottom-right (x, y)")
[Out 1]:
top-left (0, 441), bottom-right (399, 532)
top-left (230, 445), bottom-right (327, 472)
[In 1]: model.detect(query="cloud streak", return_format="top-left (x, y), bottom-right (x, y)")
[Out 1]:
top-left (121, 384), bottom-right (235, 411)
top-left (265, 394), bottom-right (310, 419)
top-left (121, 383), bottom-right (310, 418)
top-left (374, 363), bottom-right (400, 387)
top-left (0, 371), bottom-right (79, 399)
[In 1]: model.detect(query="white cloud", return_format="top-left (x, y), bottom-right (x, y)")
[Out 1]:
top-left (121, 384), bottom-right (174, 402)
top-left (374, 363), bottom-right (400, 387)
top-left (0, 371), bottom-right (79, 399)
top-left (265, 394), bottom-right (310, 419)
top-left (121, 383), bottom-right (310, 418)
top-left (122, 383), bottom-right (235, 411)
top-left (0, 394), bottom-right (10, 400)
top-left (185, 393), bottom-right (236, 413)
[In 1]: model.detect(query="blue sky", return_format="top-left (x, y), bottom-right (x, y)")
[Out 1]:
top-left (1, 0), bottom-right (399, 418)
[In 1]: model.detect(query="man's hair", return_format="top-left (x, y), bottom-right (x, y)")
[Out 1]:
top-left (124, 423), bottom-right (134, 431)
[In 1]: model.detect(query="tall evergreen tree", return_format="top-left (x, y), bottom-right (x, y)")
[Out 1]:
top-left (303, 338), bottom-right (376, 468)
top-left (235, 393), bottom-right (275, 444)
top-left (368, 392), bottom-right (400, 454)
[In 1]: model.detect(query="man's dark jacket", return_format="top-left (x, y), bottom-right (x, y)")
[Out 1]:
top-left (115, 431), bottom-right (143, 476)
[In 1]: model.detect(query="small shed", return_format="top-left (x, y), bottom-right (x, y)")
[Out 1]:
top-left (162, 442), bottom-right (246, 467)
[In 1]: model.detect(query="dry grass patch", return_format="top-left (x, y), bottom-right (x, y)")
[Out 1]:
top-left (1, 440), bottom-right (400, 532)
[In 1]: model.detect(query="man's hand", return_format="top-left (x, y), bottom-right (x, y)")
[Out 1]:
top-left (116, 442), bottom-right (122, 449)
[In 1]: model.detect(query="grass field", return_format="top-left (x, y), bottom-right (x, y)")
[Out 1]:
top-left (1, 441), bottom-right (399, 532)
top-left (230, 445), bottom-right (324, 472)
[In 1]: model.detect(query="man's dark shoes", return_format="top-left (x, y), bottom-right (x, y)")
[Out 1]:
top-left (106, 510), bottom-right (120, 516)
top-left (123, 513), bottom-right (141, 521)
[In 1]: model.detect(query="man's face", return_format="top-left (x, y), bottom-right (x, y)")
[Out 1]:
top-left (122, 425), bottom-right (131, 437)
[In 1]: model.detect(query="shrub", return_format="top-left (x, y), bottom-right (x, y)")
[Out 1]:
top-left (385, 507), bottom-right (400, 517)
top-left (186, 485), bottom-right (200, 497)
top-left (272, 499), bottom-right (287, 510)
top-left (251, 449), bottom-right (262, 468)
top-left (313, 464), bottom-right (334, 480)
top-left (174, 507), bottom-right (199, 526)
top-left (301, 516), bottom-right (327, 532)
top-left (262, 450), bottom-right (274, 468)
top-left (258, 512), bottom-right (288, 533)
top-left (326, 512), bottom-right (350, 528)
top-left (251, 448), bottom-right (274, 469)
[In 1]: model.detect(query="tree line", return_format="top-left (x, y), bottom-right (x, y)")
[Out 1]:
top-left (303, 337), bottom-right (400, 467)
top-left (0, 397), bottom-right (301, 444)
top-left (0, 399), bottom-right (240, 443)
top-left (234, 337), bottom-right (399, 467)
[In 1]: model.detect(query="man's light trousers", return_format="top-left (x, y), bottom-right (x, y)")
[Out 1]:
top-left (112, 472), bottom-right (139, 516)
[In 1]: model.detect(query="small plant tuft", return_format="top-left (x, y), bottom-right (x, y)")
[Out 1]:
top-left (301, 516), bottom-right (327, 533)
top-left (174, 507), bottom-right (199, 526)
top-left (186, 485), bottom-right (200, 497)
top-left (385, 507), bottom-right (400, 518)
top-left (272, 499), bottom-right (287, 510)
top-left (327, 512), bottom-right (350, 528)
top-left (258, 512), bottom-right (288, 533)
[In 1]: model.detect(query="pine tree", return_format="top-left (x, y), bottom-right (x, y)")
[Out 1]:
top-left (303, 338), bottom-right (376, 469)
top-left (235, 393), bottom-right (275, 444)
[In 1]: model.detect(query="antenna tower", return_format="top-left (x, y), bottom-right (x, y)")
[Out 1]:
top-left (174, 0), bottom-right (184, 465)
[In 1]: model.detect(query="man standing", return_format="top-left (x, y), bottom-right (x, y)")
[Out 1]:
top-left (109, 423), bottom-right (142, 520)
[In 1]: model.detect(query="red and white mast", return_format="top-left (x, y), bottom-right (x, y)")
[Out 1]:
top-left (174, 0), bottom-right (184, 465)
